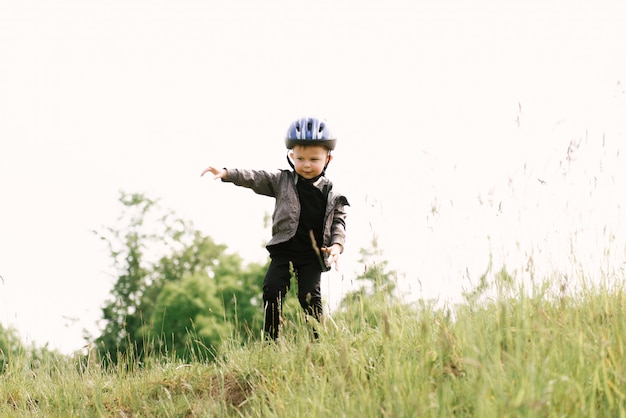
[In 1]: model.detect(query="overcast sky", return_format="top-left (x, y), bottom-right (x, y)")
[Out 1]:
top-left (1, 0), bottom-right (625, 353)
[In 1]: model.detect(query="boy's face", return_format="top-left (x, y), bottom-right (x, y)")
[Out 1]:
top-left (290, 145), bottom-right (332, 180)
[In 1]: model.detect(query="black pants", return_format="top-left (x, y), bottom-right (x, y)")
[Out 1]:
top-left (263, 254), bottom-right (323, 340)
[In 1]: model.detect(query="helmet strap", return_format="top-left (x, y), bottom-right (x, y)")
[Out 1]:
top-left (286, 151), bottom-right (295, 171)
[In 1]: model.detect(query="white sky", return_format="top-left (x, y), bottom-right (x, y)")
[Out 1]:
top-left (1, 0), bottom-right (625, 353)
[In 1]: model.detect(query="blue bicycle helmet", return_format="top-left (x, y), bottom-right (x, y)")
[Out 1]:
top-left (285, 117), bottom-right (336, 150)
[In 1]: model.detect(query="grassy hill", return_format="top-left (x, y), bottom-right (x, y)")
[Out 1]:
top-left (1, 274), bottom-right (625, 417)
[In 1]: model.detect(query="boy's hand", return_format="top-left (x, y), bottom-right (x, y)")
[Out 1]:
top-left (201, 166), bottom-right (226, 180)
top-left (321, 244), bottom-right (343, 271)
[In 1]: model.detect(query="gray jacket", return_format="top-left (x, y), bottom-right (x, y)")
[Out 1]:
top-left (223, 168), bottom-right (349, 251)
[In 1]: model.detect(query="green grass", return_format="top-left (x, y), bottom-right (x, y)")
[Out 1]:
top-left (2, 275), bottom-right (626, 417)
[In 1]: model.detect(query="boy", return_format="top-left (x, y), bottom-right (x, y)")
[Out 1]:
top-left (201, 117), bottom-right (349, 340)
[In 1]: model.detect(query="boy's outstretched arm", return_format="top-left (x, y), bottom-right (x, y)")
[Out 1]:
top-left (201, 166), bottom-right (226, 180)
